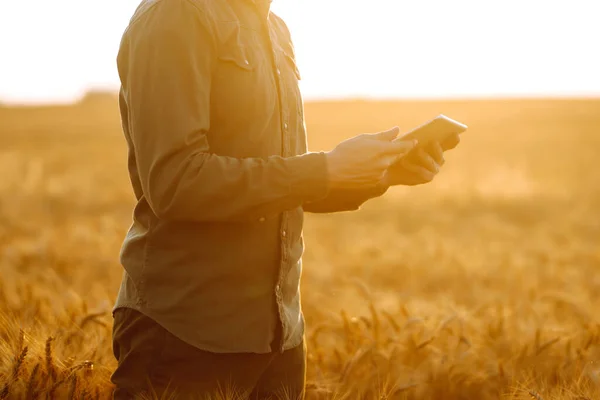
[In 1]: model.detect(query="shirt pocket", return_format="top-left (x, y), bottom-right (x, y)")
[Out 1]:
top-left (210, 22), bottom-right (278, 155)
top-left (215, 22), bottom-right (255, 71)
top-left (218, 50), bottom-right (254, 71)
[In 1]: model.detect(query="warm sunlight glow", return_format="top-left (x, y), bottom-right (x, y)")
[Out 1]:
top-left (1, 0), bottom-right (599, 104)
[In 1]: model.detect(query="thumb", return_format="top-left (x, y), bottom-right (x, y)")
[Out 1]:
top-left (372, 126), bottom-right (400, 141)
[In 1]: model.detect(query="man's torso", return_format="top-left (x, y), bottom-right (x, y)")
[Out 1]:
top-left (115, 0), bottom-right (310, 353)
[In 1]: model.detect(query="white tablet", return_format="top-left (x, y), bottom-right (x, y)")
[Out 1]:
top-left (397, 114), bottom-right (468, 145)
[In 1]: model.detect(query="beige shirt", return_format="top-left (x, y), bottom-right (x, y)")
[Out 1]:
top-left (114, 0), bottom-right (387, 354)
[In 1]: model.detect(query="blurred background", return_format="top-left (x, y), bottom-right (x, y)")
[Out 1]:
top-left (1, 1), bottom-right (600, 399)
top-left (1, 0), bottom-right (599, 103)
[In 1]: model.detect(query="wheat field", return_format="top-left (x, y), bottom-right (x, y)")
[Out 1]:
top-left (0, 95), bottom-right (599, 399)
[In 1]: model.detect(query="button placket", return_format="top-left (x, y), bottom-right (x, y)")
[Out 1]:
top-left (259, 12), bottom-right (294, 354)
top-left (281, 215), bottom-right (288, 262)
top-left (282, 110), bottom-right (290, 156)
top-left (275, 59), bottom-right (290, 157)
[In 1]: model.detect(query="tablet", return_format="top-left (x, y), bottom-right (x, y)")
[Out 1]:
top-left (397, 114), bottom-right (467, 145)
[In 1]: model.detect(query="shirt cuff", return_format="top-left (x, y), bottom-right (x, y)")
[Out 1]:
top-left (287, 152), bottom-right (330, 202)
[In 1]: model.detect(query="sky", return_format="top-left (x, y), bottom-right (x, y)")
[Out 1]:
top-left (0, 0), bottom-right (599, 104)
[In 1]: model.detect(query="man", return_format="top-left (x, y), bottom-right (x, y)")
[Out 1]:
top-left (110, 0), bottom-right (460, 399)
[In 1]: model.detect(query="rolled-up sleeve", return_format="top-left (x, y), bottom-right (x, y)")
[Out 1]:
top-left (119, 0), bottom-right (329, 222)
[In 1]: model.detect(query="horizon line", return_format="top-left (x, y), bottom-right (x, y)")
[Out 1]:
top-left (1, 91), bottom-right (600, 108)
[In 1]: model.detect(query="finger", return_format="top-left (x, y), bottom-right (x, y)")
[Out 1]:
top-left (415, 148), bottom-right (438, 173)
top-left (377, 139), bottom-right (418, 156)
top-left (441, 133), bottom-right (460, 151)
top-left (371, 126), bottom-right (400, 142)
top-left (428, 141), bottom-right (445, 165)
top-left (379, 153), bottom-right (405, 169)
top-left (401, 160), bottom-right (436, 182)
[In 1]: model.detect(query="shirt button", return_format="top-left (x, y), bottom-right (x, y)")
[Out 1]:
top-left (277, 68), bottom-right (281, 75)
top-left (259, 217), bottom-right (266, 222)
top-left (275, 284), bottom-right (281, 292)
top-left (282, 230), bottom-right (287, 237)
top-left (284, 123), bottom-right (288, 130)
top-left (244, 59), bottom-right (250, 65)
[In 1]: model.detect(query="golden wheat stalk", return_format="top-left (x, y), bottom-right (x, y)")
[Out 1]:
top-left (45, 336), bottom-right (57, 383)
top-left (25, 363), bottom-right (40, 400)
top-left (529, 391), bottom-right (545, 400)
top-left (0, 345), bottom-right (29, 400)
top-left (67, 374), bottom-right (78, 400)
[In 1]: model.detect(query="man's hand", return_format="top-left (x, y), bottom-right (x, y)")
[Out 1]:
top-left (325, 127), bottom-right (417, 189)
top-left (382, 133), bottom-right (461, 186)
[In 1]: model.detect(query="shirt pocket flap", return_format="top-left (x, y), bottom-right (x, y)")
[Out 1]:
top-left (215, 21), bottom-right (253, 71)
top-left (219, 50), bottom-right (253, 71)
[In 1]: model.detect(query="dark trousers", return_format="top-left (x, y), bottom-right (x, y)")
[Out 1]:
top-left (111, 308), bottom-right (306, 400)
